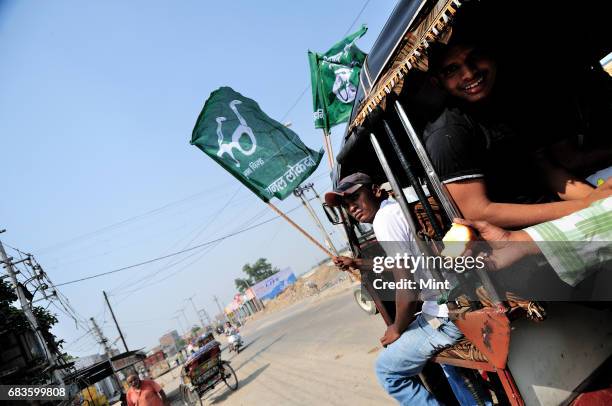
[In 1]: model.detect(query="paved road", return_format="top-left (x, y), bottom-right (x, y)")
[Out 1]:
top-left (164, 286), bottom-right (396, 405)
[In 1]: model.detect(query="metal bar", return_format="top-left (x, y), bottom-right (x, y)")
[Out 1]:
top-left (394, 100), bottom-right (503, 305)
top-left (394, 100), bottom-right (461, 219)
top-left (382, 119), bottom-right (444, 239)
top-left (369, 133), bottom-right (445, 286)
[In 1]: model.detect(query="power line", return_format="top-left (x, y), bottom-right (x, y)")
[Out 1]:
top-left (34, 182), bottom-right (234, 254)
top-left (109, 185), bottom-right (243, 293)
top-left (55, 205), bottom-right (302, 287)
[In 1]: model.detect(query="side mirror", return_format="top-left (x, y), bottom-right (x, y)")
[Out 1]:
top-left (322, 203), bottom-right (342, 225)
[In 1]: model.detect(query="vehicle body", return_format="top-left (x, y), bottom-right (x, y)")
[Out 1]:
top-left (324, 0), bottom-right (611, 405)
top-left (179, 332), bottom-right (238, 405)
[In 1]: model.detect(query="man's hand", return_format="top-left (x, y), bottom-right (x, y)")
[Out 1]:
top-left (333, 256), bottom-right (356, 271)
top-left (583, 178), bottom-right (612, 205)
top-left (453, 218), bottom-right (539, 271)
top-left (380, 324), bottom-right (402, 347)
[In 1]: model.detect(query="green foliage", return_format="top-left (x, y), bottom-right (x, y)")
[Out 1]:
top-left (234, 258), bottom-right (279, 292)
top-left (0, 279), bottom-right (64, 383)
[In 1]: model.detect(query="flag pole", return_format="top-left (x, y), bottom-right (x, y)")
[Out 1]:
top-left (267, 202), bottom-right (334, 258)
top-left (322, 128), bottom-right (335, 169)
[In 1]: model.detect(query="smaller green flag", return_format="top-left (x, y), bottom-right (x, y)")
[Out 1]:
top-left (308, 25), bottom-right (367, 131)
top-left (191, 87), bottom-right (323, 202)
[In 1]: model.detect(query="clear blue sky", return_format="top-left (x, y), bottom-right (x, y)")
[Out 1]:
top-left (0, 0), bottom-right (398, 356)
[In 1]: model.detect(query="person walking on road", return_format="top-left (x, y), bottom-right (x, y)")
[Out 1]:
top-left (126, 373), bottom-right (169, 406)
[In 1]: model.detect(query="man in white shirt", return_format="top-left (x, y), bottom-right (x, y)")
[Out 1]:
top-left (326, 172), bottom-right (491, 406)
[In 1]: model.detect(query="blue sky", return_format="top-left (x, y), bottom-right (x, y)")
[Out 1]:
top-left (0, 0), bottom-right (398, 355)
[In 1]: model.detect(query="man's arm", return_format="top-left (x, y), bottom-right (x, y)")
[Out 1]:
top-left (533, 152), bottom-right (594, 200)
top-left (380, 266), bottom-right (419, 346)
top-left (446, 179), bottom-right (611, 228)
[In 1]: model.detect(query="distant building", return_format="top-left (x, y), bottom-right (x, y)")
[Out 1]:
top-left (159, 330), bottom-right (180, 357)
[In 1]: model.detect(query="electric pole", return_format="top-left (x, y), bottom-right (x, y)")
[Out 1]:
top-left (0, 240), bottom-right (64, 385)
top-left (103, 291), bottom-right (128, 352)
top-left (186, 295), bottom-right (207, 328)
top-left (293, 183), bottom-right (339, 255)
top-left (90, 317), bottom-right (113, 360)
top-left (213, 295), bottom-right (227, 322)
top-left (90, 317), bottom-right (123, 393)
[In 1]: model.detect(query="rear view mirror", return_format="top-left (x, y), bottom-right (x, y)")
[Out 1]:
top-left (322, 203), bottom-right (342, 225)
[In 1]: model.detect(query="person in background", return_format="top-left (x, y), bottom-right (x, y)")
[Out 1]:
top-left (126, 373), bottom-right (169, 406)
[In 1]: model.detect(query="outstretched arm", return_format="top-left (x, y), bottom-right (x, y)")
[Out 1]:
top-left (446, 179), bottom-right (612, 228)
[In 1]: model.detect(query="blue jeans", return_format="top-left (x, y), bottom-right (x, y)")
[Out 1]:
top-left (375, 314), bottom-right (491, 405)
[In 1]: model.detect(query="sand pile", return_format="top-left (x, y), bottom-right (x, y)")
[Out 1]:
top-left (259, 263), bottom-right (346, 314)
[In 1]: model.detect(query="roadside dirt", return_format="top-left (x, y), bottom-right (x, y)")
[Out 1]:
top-left (249, 262), bottom-right (350, 317)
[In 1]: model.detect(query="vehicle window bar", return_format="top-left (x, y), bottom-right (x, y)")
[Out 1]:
top-left (382, 118), bottom-right (444, 240)
top-left (393, 100), bottom-right (503, 305)
top-left (370, 132), bottom-right (445, 287)
top-left (394, 100), bottom-right (462, 219)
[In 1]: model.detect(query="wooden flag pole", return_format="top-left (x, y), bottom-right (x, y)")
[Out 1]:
top-left (267, 202), bottom-right (334, 258)
top-left (322, 128), bottom-right (335, 169)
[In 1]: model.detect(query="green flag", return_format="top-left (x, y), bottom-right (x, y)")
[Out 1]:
top-left (308, 25), bottom-right (367, 131)
top-left (191, 87), bottom-right (323, 202)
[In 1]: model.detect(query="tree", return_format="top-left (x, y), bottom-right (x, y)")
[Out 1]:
top-left (234, 258), bottom-right (279, 292)
top-left (0, 279), bottom-right (64, 384)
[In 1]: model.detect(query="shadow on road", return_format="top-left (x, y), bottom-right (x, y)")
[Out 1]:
top-left (205, 363), bottom-right (270, 404)
top-left (233, 334), bottom-right (286, 372)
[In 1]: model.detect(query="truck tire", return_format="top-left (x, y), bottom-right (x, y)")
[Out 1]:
top-left (353, 287), bottom-right (378, 315)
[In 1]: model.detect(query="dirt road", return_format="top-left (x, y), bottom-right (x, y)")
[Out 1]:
top-left (160, 286), bottom-right (395, 405)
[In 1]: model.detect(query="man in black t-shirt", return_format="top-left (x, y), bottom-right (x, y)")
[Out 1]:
top-left (423, 40), bottom-right (601, 228)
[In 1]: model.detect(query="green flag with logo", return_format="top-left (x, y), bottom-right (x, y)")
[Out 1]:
top-left (308, 25), bottom-right (367, 131)
top-left (191, 87), bottom-right (323, 202)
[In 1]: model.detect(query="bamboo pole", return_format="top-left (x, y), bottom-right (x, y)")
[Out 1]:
top-left (267, 202), bottom-right (334, 258)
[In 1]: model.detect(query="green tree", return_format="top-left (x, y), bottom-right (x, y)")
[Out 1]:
top-left (234, 258), bottom-right (279, 292)
top-left (0, 279), bottom-right (65, 384)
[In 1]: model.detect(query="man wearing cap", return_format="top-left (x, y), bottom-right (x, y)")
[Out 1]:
top-left (326, 172), bottom-right (491, 406)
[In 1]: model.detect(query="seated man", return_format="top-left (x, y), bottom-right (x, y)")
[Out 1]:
top-left (326, 172), bottom-right (491, 406)
top-left (424, 37), bottom-right (605, 228)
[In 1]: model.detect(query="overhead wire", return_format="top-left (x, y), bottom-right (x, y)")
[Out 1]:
top-left (54, 204), bottom-right (303, 288)
top-left (110, 185), bottom-right (243, 293)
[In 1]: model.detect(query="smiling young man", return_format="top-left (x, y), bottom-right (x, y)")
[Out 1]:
top-left (326, 172), bottom-right (492, 406)
top-left (424, 39), bottom-right (601, 228)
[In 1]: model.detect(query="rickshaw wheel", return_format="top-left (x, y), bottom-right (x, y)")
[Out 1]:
top-left (180, 384), bottom-right (203, 406)
top-left (220, 361), bottom-right (238, 391)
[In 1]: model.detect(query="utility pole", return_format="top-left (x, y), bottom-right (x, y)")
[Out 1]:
top-left (198, 309), bottom-right (212, 325)
top-left (172, 316), bottom-right (185, 336)
top-left (185, 295), bottom-right (206, 328)
top-left (293, 183), bottom-right (339, 255)
top-left (90, 317), bottom-right (113, 359)
top-left (176, 308), bottom-right (190, 332)
top-left (212, 295), bottom-right (227, 322)
top-left (90, 317), bottom-right (123, 393)
top-left (0, 240), bottom-right (64, 385)
top-left (103, 291), bottom-right (128, 353)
